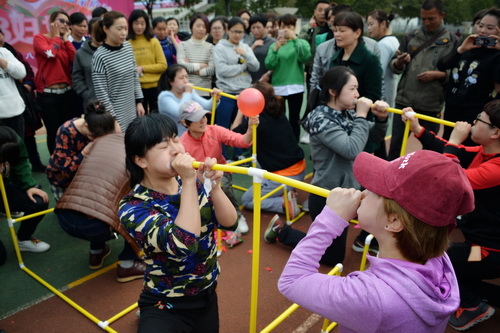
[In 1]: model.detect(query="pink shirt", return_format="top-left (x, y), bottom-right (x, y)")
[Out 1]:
top-left (180, 125), bottom-right (252, 164)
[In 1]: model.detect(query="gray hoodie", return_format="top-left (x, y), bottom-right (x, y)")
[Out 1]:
top-left (213, 39), bottom-right (259, 94)
top-left (72, 39), bottom-right (97, 107)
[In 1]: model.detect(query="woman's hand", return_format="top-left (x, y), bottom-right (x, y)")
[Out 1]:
top-left (449, 121), bottom-right (471, 146)
top-left (26, 187), bottom-right (49, 204)
top-left (355, 97), bottom-right (372, 118)
top-left (371, 100), bottom-right (389, 121)
top-left (234, 47), bottom-right (246, 57)
top-left (172, 152), bottom-right (196, 181)
top-left (81, 142), bottom-right (95, 157)
top-left (137, 103), bottom-right (145, 116)
top-left (184, 83), bottom-right (194, 93)
top-left (457, 34), bottom-right (480, 54)
top-left (211, 88), bottom-right (222, 102)
top-left (326, 188), bottom-right (363, 222)
top-left (401, 107), bottom-right (423, 135)
top-left (49, 22), bottom-right (60, 38)
top-left (197, 157), bottom-right (223, 187)
top-left (137, 66), bottom-right (144, 76)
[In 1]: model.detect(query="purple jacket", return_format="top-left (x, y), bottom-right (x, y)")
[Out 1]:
top-left (278, 207), bottom-right (459, 333)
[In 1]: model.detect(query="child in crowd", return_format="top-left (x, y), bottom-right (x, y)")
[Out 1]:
top-left (279, 150), bottom-right (475, 332)
top-left (179, 101), bottom-right (258, 234)
top-left (152, 16), bottom-right (179, 66)
top-left (403, 100), bottom-right (500, 331)
top-left (46, 101), bottom-right (119, 200)
top-left (119, 114), bottom-right (237, 332)
top-left (0, 126), bottom-right (50, 252)
top-left (157, 64), bottom-right (221, 136)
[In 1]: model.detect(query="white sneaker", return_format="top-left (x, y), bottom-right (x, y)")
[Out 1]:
top-left (237, 215), bottom-right (249, 234)
top-left (299, 133), bottom-right (310, 144)
top-left (18, 237), bottom-right (50, 252)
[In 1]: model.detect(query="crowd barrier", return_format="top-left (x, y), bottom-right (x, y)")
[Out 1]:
top-left (0, 94), bottom-right (455, 332)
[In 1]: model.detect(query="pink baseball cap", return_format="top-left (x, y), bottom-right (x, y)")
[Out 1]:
top-left (353, 150), bottom-right (474, 228)
top-left (179, 101), bottom-right (211, 122)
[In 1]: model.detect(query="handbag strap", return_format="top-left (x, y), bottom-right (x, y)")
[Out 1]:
top-left (409, 28), bottom-right (448, 59)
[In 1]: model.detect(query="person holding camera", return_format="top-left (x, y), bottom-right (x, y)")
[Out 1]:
top-left (388, 0), bottom-right (460, 160)
top-left (437, 7), bottom-right (500, 145)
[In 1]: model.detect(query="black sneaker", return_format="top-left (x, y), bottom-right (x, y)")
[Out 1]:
top-left (448, 301), bottom-right (495, 331)
top-left (352, 235), bottom-right (379, 254)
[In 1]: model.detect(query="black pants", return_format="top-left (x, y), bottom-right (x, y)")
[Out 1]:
top-left (0, 182), bottom-right (48, 241)
top-left (0, 114), bottom-right (25, 140)
top-left (283, 92), bottom-right (304, 142)
top-left (142, 87), bottom-right (159, 114)
top-left (447, 241), bottom-right (500, 308)
top-left (37, 90), bottom-right (77, 154)
top-left (388, 104), bottom-right (441, 160)
top-left (278, 193), bottom-right (348, 266)
top-left (137, 284), bottom-right (219, 333)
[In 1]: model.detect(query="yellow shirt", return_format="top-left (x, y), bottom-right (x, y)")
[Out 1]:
top-left (129, 35), bottom-right (167, 89)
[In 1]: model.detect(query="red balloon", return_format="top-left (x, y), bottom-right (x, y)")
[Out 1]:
top-left (237, 88), bottom-right (265, 117)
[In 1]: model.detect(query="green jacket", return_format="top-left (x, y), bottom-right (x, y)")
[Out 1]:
top-left (265, 38), bottom-right (311, 87)
top-left (330, 40), bottom-right (383, 101)
top-left (7, 134), bottom-right (37, 190)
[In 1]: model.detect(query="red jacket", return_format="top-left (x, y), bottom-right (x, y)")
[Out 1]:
top-left (34, 34), bottom-right (76, 93)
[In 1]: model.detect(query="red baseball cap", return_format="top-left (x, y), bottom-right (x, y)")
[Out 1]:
top-left (353, 150), bottom-right (474, 228)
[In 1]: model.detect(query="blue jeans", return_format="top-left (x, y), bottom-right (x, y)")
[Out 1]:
top-left (56, 209), bottom-right (136, 260)
top-left (241, 169), bottom-right (306, 213)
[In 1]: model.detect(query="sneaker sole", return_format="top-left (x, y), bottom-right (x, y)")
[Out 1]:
top-left (116, 274), bottom-right (144, 283)
top-left (89, 249), bottom-right (111, 269)
top-left (352, 243), bottom-right (379, 255)
top-left (264, 215), bottom-right (280, 244)
top-left (449, 307), bottom-right (495, 331)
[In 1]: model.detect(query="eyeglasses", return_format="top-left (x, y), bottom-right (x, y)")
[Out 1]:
top-left (474, 113), bottom-right (496, 128)
top-left (229, 30), bottom-right (244, 35)
top-left (58, 18), bottom-right (70, 25)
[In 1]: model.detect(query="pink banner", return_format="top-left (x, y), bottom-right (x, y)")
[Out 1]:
top-left (0, 0), bottom-right (134, 70)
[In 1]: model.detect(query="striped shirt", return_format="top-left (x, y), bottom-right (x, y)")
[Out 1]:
top-left (92, 42), bottom-right (143, 131)
top-left (176, 38), bottom-right (215, 96)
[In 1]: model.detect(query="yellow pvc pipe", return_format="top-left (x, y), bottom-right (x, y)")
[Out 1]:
top-left (260, 184), bottom-right (284, 201)
top-left (191, 162), bottom-right (330, 199)
top-left (211, 94), bottom-right (217, 125)
top-left (106, 302), bottom-right (138, 324)
top-left (192, 86), bottom-right (238, 100)
top-left (14, 208), bottom-right (55, 222)
top-left (252, 123), bottom-right (257, 168)
top-left (386, 107), bottom-right (455, 128)
top-left (400, 119), bottom-right (411, 157)
top-left (249, 176), bottom-right (262, 333)
top-left (21, 266), bottom-right (118, 333)
top-left (0, 175), bottom-right (24, 264)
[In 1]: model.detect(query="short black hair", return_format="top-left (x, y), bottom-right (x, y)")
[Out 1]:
top-left (228, 17), bottom-right (245, 31)
top-left (125, 114), bottom-right (178, 186)
top-left (69, 12), bottom-right (87, 25)
top-left (128, 9), bottom-right (153, 40)
top-left (484, 99), bottom-right (500, 129)
top-left (0, 126), bottom-right (20, 166)
top-left (315, 0), bottom-right (330, 9)
top-left (152, 16), bottom-right (167, 29)
top-left (331, 4), bottom-right (353, 16)
top-left (189, 12), bottom-right (209, 32)
top-left (333, 12), bottom-right (364, 37)
top-left (278, 14), bottom-right (297, 27)
top-left (421, 0), bottom-right (444, 14)
top-left (249, 14), bottom-right (268, 28)
top-left (91, 7), bottom-right (108, 18)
